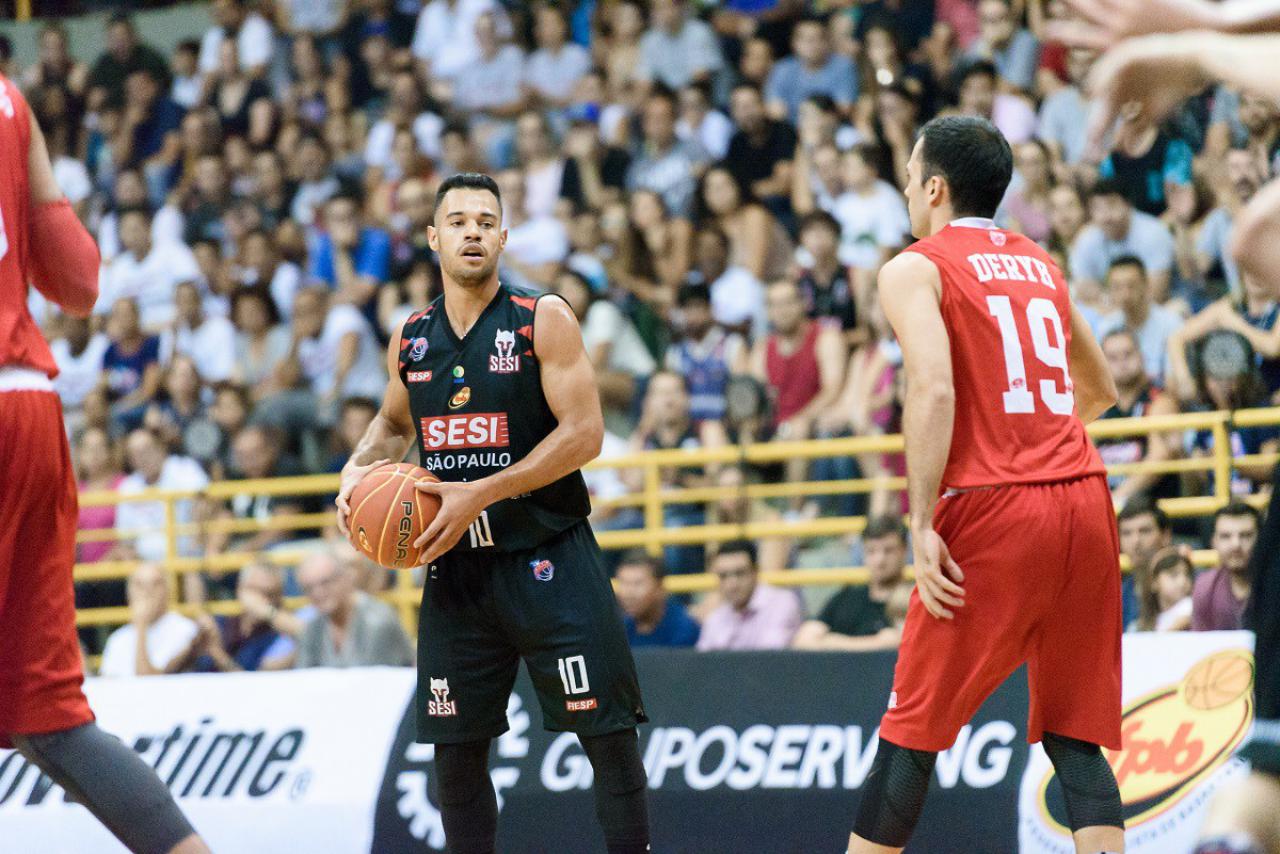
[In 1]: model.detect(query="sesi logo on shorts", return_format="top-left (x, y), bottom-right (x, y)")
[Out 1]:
top-left (421, 413), bottom-right (510, 450)
top-left (427, 678), bottom-right (458, 717)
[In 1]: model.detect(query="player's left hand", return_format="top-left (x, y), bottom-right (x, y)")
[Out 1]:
top-left (912, 527), bottom-right (966, 620)
top-left (412, 480), bottom-right (490, 563)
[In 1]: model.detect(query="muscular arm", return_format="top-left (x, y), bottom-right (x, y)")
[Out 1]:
top-left (1068, 303), bottom-right (1119, 423)
top-left (877, 252), bottom-right (954, 530)
top-left (26, 103), bottom-right (99, 317)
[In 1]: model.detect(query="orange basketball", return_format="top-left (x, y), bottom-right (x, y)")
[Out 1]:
top-left (347, 462), bottom-right (441, 569)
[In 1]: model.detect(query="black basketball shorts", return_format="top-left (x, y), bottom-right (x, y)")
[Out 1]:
top-left (415, 520), bottom-right (647, 744)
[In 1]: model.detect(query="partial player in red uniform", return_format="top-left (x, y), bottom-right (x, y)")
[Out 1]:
top-left (0, 74), bottom-right (209, 854)
top-left (848, 116), bottom-right (1125, 854)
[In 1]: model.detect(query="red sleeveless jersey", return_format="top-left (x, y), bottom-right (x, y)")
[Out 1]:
top-left (904, 222), bottom-right (1104, 490)
top-left (0, 76), bottom-right (57, 377)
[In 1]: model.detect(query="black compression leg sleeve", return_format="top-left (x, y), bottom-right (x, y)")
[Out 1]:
top-left (1042, 732), bottom-right (1124, 832)
top-left (11, 722), bottom-right (197, 854)
top-left (433, 740), bottom-right (498, 854)
top-left (851, 738), bottom-right (937, 848)
top-left (580, 729), bottom-right (651, 854)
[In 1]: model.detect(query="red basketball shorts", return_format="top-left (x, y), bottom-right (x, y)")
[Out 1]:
top-left (880, 474), bottom-right (1122, 752)
top-left (0, 388), bottom-right (94, 746)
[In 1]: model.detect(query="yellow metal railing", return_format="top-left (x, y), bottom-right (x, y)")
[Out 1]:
top-left (72, 407), bottom-right (1280, 634)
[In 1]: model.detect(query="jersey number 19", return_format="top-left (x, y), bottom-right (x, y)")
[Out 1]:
top-left (987, 295), bottom-right (1073, 416)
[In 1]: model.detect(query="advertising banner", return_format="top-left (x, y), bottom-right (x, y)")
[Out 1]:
top-left (0, 633), bottom-right (1255, 853)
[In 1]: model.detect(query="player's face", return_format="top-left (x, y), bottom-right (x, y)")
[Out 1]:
top-left (615, 565), bottom-right (662, 618)
top-left (865, 535), bottom-right (906, 585)
top-left (1118, 513), bottom-right (1169, 566)
top-left (1212, 516), bottom-right (1259, 575)
top-left (711, 553), bottom-right (757, 610)
top-left (428, 188), bottom-right (505, 289)
top-left (902, 140), bottom-right (935, 238)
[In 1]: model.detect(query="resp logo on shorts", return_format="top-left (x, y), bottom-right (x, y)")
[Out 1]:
top-left (531, 559), bottom-right (554, 581)
top-left (421, 413), bottom-right (510, 450)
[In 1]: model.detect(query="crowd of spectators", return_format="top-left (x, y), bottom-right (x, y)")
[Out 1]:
top-left (10, 0), bottom-right (1277, 662)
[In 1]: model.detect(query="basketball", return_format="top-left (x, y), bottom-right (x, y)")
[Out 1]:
top-left (347, 462), bottom-right (441, 569)
top-left (1181, 651), bottom-right (1255, 711)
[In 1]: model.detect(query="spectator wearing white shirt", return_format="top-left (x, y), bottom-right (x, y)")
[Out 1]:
top-left (523, 5), bottom-right (591, 110)
top-left (52, 316), bottom-right (110, 424)
top-left (411, 0), bottom-right (500, 84)
top-left (1070, 180), bottom-right (1176, 308)
top-left (1097, 257), bottom-right (1184, 385)
top-left (100, 208), bottom-right (201, 332)
top-left (450, 12), bottom-right (526, 168)
top-left (160, 281), bottom-right (237, 383)
top-left (965, 0), bottom-right (1040, 93)
top-left (363, 70), bottom-right (444, 173)
top-left (691, 227), bottom-right (766, 336)
top-left (677, 81), bottom-right (734, 161)
top-left (290, 286), bottom-right (386, 420)
top-left (99, 563), bottom-right (200, 677)
top-left (513, 111), bottom-right (566, 219)
top-left (495, 169), bottom-right (570, 288)
top-left (831, 144), bottom-right (911, 274)
top-left (96, 169), bottom-right (185, 263)
top-left (113, 428), bottom-right (210, 563)
top-left (635, 0), bottom-right (724, 93)
top-left (198, 0), bottom-right (274, 79)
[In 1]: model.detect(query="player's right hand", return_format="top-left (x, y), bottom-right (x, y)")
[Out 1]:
top-left (335, 458), bottom-right (391, 538)
top-left (912, 527), bottom-right (965, 620)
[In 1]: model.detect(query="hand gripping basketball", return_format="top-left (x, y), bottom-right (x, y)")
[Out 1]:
top-left (340, 462), bottom-right (443, 569)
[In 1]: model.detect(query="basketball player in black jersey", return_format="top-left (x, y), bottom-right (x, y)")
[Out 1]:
top-left (336, 173), bottom-right (649, 854)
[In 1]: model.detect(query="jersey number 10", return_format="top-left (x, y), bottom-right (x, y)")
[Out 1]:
top-left (987, 295), bottom-right (1074, 416)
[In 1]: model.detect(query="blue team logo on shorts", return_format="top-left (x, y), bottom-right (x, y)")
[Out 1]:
top-left (531, 559), bottom-right (554, 581)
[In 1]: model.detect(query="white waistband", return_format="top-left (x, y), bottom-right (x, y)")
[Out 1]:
top-left (0, 367), bottom-right (55, 392)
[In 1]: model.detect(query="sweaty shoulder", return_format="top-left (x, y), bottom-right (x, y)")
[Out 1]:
top-left (878, 249), bottom-right (942, 297)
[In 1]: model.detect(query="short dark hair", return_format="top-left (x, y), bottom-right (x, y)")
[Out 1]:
top-left (731, 80), bottom-right (764, 100)
top-left (646, 83), bottom-right (678, 111)
top-left (1100, 326), bottom-right (1141, 351)
top-left (802, 93), bottom-right (839, 116)
top-left (714, 539), bottom-right (758, 568)
top-left (1088, 178), bottom-right (1127, 203)
top-left (176, 39), bottom-right (200, 56)
top-left (617, 550), bottom-right (665, 581)
top-left (1107, 254), bottom-right (1146, 277)
top-left (917, 115), bottom-right (1012, 219)
top-left (433, 172), bottom-right (502, 222)
top-left (340, 396), bottom-right (379, 418)
top-left (1118, 496), bottom-right (1171, 532)
top-left (677, 282), bottom-right (711, 306)
top-left (1214, 502), bottom-right (1261, 533)
top-left (798, 210), bottom-right (840, 237)
top-left (863, 515), bottom-right (908, 544)
top-left (958, 59), bottom-right (998, 88)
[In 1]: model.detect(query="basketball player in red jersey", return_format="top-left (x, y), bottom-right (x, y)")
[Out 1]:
top-left (848, 116), bottom-right (1125, 854)
top-left (0, 75), bottom-right (209, 853)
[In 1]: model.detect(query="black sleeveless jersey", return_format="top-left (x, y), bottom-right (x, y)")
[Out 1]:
top-left (397, 283), bottom-right (591, 552)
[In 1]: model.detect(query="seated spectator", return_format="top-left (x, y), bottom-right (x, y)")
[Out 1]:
top-left (449, 12), bottom-right (526, 168)
top-left (552, 270), bottom-right (655, 422)
top-left (1036, 47), bottom-right (1092, 169)
top-left (114, 68), bottom-right (183, 179)
top-left (290, 134), bottom-right (342, 226)
top-left (309, 193), bottom-right (392, 313)
top-left (524, 5), bottom-right (591, 111)
top-left (288, 286), bottom-right (387, 421)
top-left (169, 39), bottom-right (202, 109)
top-left (794, 211), bottom-right (862, 349)
top-left (725, 82), bottom-right (797, 211)
top-left (180, 153), bottom-right (235, 247)
top-left (697, 166), bottom-right (792, 283)
top-left (831, 144), bottom-right (910, 279)
top-left (677, 81), bottom-right (733, 161)
top-left (999, 140), bottom-right (1053, 245)
top-left (198, 0), bottom-right (274, 80)
top-left (745, 278), bottom-right (846, 450)
top-left (1193, 503), bottom-right (1260, 631)
top-left (1099, 126), bottom-right (1193, 218)
top-left (202, 39), bottom-right (270, 138)
top-left (1188, 146), bottom-right (1262, 302)
top-left (626, 86), bottom-right (707, 220)
top-left (249, 151), bottom-right (297, 233)
top-left (229, 286), bottom-right (291, 400)
top-left (513, 111), bottom-right (567, 220)
top-left (295, 550), bottom-right (415, 667)
top-left (1130, 546), bottom-right (1194, 632)
top-left (87, 14), bottom-right (171, 111)
top-left (75, 426), bottom-right (126, 565)
top-left (615, 552), bottom-right (700, 648)
top-left (560, 119), bottom-right (632, 213)
top-left (792, 516), bottom-right (913, 651)
top-left (494, 169), bottom-right (570, 288)
top-left (1098, 257), bottom-right (1183, 385)
top-left (96, 169), bottom-right (184, 263)
top-left (1169, 274), bottom-right (1280, 402)
top-left (966, 0), bottom-right (1039, 93)
top-left (410, 0), bottom-right (499, 85)
top-left (162, 281), bottom-right (236, 383)
top-left (363, 71), bottom-right (444, 176)
top-left (100, 563), bottom-right (199, 677)
top-left (142, 355), bottom-right (208, 456)
top-left (206, 382), bottom-right (251, 479)
top-left (1117, 498), bottom-right (1174, 630)
top-left (192, 562), bottom-right (297, 671)
top-left (113, 427), bottom-right (210, 562)
top-left (1046, 181), bottom-right (1087, 265)
top-left (635, 0), bottom-right (724, 93)
top-left (689, 226), bottom-right (766, 336)
top-left (949, 60), bottom-right (1036, 145)
top-left (1096, 329), bottom-right (1179, 507)
top-left (705, 465), bottom-right (792, 572)
top-left (765, 18), bottom-right (858, 123)
top-left (664, 283), bottom-right (744, 425)
top-left (52, 315), bottom-right (110, 427)
top-left (616, 189), bottom-right (694, 312)
top-left (99, 207), bottom-right (201, 332)
top-left (1070, 180), bottom-right (1176, 311)
top-left (100, 298), bottom-right (163, 435)
top-left (697, 541), bottom-right (802, 651)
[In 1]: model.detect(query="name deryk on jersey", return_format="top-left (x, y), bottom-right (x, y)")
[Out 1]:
top-left (966, 252), bottom-right (1056, 289)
